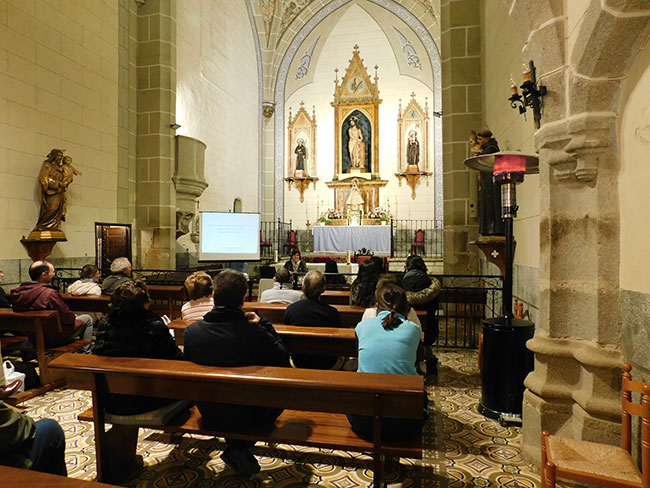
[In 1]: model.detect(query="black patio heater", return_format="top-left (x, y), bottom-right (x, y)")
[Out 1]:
top-left (464, 151), bottom-right (538, 423)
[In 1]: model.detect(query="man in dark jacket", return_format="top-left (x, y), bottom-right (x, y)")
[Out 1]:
top-left (184, 269), bottom-right (290, 477)
top-left (11, 261), bottom-right (93, 347)
top-left (284, 269), bottom-right (343, 369)
top-left (476, 129), bottom-right (505, 236)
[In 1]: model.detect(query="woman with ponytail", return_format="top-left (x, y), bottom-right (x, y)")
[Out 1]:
top-left (347, 281), bottom-right (428, 445)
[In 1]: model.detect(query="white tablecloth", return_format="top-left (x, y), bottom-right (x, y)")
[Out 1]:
top-left (313, 225), bottom-right (391, 253)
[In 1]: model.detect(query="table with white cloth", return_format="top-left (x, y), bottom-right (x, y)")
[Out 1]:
top-left (313, 225), bottom-right (391, 253)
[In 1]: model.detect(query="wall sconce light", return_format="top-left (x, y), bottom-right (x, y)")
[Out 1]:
top-left (170, 123), bottom-right (181, 130)
top-left (509, 61), bottom-right (547, 129)
top-left (262, 102), bottom-right (276, 119)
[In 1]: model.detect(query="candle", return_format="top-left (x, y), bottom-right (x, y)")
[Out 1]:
top-left (510, 76), bottom-right (518, 95)
top-left (347, 249), bottom-right (351, 264)
top-left (522, 63), bottom-right (531, 82)
top-left (274, 250), bottom-right (278, 263)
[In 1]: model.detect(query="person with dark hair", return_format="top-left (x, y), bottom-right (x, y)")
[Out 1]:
top-left (67, 264), bottom-right (101, 296)
top-left (324, 258), bottom-right (347, 287)
top-left (285, 270), bottom-right (344, 369)
top-left (403, 255), bottom-right (441, 374)
top-left (0, 267), bottom-right (11, 308)
top-left (284, 248), bottom-right (307, 275)
top-left (184, 269), bottom-right (290, 477)
top-left (11, 261), bottom-right (93, 347)
top-left (348, 281), bottom-right (428, 444)
top-left (349, 259), bottom-right (382, 307)
top-left (92, 280), bottom-right (184, 415)
top-left (361, 274), bottom-right (421, 328)
top-left (101, 257), bottom-right (132, 295)
top-left (181, 271), bottom-right (214, 323)
top-left (259, 267), bottom-right (303, 304)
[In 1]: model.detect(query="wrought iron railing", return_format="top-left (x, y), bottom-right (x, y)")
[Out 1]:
top-left (390, 219), bottom-right (443, 258)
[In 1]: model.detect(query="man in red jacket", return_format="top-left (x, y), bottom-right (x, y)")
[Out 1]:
top-left (11, 261), bottom-right (93, 347)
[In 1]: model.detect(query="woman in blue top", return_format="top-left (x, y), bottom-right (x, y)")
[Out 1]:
top-left (348, 281), bottom-right (428, 441)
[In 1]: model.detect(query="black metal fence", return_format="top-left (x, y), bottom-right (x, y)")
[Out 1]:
top-left (391, 219), bottom-right (443, 258)
top-left (261, 220), bottom-right (294, 258)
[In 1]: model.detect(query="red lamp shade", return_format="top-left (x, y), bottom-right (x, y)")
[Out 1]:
top-left (493, 154), bottom-right (527, 176)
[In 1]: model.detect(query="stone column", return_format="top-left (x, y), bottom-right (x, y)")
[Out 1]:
top-left (440, 0), bottom-right (482, 274)
top-left (135, 0), bottom-right (177, 269)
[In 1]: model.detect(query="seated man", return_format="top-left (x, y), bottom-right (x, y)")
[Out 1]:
top-left (101, 257), bottom-right (132, 295)
top-left (284, 270), bottom-right (344, 370)
top-left (259, 268), bottom-right (303, 304)
top-left (11, 261), bottom-right (93, 347)
top-left (184, 269), bottom-right (290, 477)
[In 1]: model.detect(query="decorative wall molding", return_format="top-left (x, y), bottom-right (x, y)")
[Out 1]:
top-left (295, 36), bottom-right (320, 80)
top-left (393, 27), bottom-right (421, 70)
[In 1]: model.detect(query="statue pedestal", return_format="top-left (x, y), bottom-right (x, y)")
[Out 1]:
top-left (21, 230), bottom-right (67, 261)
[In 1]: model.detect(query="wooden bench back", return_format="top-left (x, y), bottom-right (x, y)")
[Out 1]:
top-left (61, 294), bottom-right (111, 313)
top-left (243, 301), bottom-right (427, 327)
top-left (49, 353), bottom-right (424, 418)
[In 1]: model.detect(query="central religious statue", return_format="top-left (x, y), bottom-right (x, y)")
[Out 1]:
top-left (347, 116), bottom-right (366, 168)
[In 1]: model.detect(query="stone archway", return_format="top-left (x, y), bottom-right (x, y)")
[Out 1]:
top-left (508, 0), bottom-right (650, 464)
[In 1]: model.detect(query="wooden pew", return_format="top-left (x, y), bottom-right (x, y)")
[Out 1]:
top-left (61, 294), bottom-right (111, 314)
top-left (0, 309), bottom-right (89, 401)
top-left (50, 353), bottom-right (425, 486)
top-left (321, 290), bottom-right (351, 305)
top-left (0, 465), bottom-right (121, 487)
top-left (243, 301), bottom-right (427, 328)
top-left (168, 319), bottom-right (358, 356)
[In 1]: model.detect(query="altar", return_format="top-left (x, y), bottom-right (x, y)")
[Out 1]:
top-left (313, 225), bottom-right (391, 253)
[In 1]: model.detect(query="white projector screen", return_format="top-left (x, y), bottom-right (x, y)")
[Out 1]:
top-left (199, 212), bottom-right (261, 261)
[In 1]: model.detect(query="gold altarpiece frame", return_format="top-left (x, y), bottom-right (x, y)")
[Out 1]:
top-left (285, 101), bottom-right (318, 202)
top-left (332, 45), bottom-right (382, 178)
top-left (395, 93), bottom-right (432, 199)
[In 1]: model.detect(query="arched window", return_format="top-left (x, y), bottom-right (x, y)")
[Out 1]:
top-left (233, 198), bottom-right (242, 213)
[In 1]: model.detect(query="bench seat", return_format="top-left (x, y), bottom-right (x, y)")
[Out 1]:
top-left (78, 405), bottom-right (421, 458)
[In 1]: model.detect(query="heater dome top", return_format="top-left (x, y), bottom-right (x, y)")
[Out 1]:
top-left (464, 151), bottom-right (539, 174)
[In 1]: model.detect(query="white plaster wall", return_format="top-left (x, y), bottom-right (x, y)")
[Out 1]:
top-left (0, 0), bottom-right (119, 259)
top-left (619, 45), bottom-right (650, 294)
top-left (484, 0), bottom-right (539, 269)
top-left (284, 4), bottom-right (436, 228)
top-left (176, 0), bottom-right (259, 214)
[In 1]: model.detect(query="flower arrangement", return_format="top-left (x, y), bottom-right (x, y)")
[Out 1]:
top-left (325, 208), bottom-right (343, 219)
top-left (367, 207), bottom-right (389, 221)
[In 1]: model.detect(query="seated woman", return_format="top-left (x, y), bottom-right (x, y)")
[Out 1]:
top-left (284, 248), bottom-right (308, 276)
top-left (361, 274), bottom-right (421, 328)
top-left (92, 280), bottom-right (184, 415)
top-left (67, 264), bottom-right (101, 296)
top-left (181, 271), bottom-right (214, 323)
top-left (349, 259), bottom-right (381, 307)
top-left (348, 281), bottom-right (428, 442)
top-left (324, 258), bottom-right (347, 288)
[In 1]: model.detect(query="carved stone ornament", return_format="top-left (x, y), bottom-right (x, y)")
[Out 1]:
top-left (263, 102), bottom-right (276, 118)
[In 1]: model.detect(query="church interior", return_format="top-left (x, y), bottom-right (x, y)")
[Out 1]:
top-left (1, 0), bottom-right (650, 486)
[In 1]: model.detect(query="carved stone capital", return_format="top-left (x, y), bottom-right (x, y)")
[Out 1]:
top-left (171, 176), bottom-right (209, 198)
top-left (537, 114), bottom-right (615, 182)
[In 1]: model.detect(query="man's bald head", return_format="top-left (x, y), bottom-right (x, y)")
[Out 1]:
top-left (29, 261), bottom-right (54, 283)
top-left (302, 270), bottom-right (326, 299)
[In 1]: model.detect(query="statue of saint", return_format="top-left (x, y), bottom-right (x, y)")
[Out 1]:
top-left (407, 130), bottom-right (420, 171)
top-left (34, 149), bottom-right (81, 232)
top-left (347, 116), bottom-right (365, 169)
top-left (294, 139), bottom-right (307, 174)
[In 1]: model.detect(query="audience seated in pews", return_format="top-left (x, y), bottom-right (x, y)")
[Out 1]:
top-left (285, 270), bottom-right (344, 370)
top-left (324, 258), bottom-right (348, 288)
top-left (66, 264), bottom-right (101, 296)
top-left (0, 267), bottom-right (10, 308)
top-left (349, 280), bottom-right (428, 444)
top-left (11, 261), bottom-right (93, 347)
top-left (92, 280), bottom-right (184, 415)
top-left (181, 271), bottom-right (214, 323)
top-left (101, 257), bottom-right (132, 295)
top-left (283, 248), bottom-right (308, 276)
top-left (0, 379), bottom-right (67, 476)
top-left (184, 269), bottom-right (290, 477)
top-left (349, 258), bottom-right (382, 307)
top-left (259, 267), bottom-right (303, 304)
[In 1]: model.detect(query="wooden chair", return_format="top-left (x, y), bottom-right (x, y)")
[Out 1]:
top-left (411, 229), bottom-right (425, 255)
top-left (541, 363), bottom-right (650, 488)
top-left (260, 230), bottom-right (272, 255)
top-left (283, 230), bottom-right (296, 255)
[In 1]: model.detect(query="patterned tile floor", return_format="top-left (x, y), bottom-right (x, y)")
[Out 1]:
top-left (16, 349), bottom-right (541, 487)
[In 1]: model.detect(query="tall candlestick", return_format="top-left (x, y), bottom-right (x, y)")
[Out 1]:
top-left (510, 76), bottom-right (518, 95)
